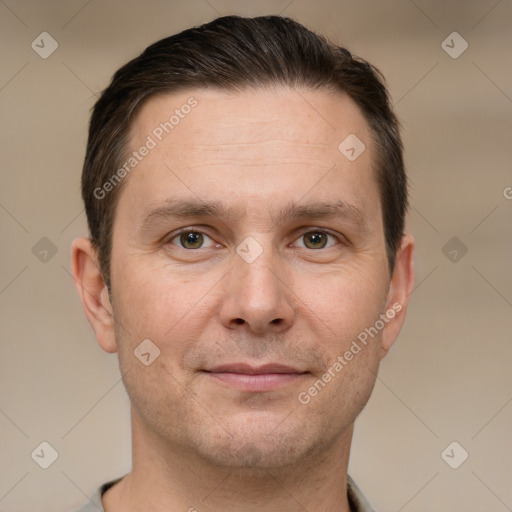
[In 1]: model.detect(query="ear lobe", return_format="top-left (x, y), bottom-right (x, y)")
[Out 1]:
top-left (380, 233), bottom-right (415, 359)
top-left (70, 237), bottom-right (118, 354)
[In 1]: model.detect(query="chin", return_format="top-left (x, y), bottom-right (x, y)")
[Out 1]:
top-left (190, 414), bottom-right (334, 473)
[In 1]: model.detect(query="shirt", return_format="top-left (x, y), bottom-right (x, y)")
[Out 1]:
top-left (71, 473), bottom-right (377, 512)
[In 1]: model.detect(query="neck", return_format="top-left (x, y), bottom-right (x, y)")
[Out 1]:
top-left (103, 409), bottom-right (354, 512)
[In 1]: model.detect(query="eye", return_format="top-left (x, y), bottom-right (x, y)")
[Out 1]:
top-left (293, 230), bottom-right (339, 249)
top-left (168, 230), bottom-right (217, 250)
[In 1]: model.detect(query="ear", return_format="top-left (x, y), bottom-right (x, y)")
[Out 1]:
top-left (70, 237), bottom-right (118, 353)
top-left (380, 233), bottom-right (415, 359)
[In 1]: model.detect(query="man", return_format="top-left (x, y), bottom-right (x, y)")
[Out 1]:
top-left (71, 15), bottom-right (414, 512)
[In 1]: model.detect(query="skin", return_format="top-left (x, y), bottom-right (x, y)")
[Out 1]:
top-left (71, 86), bottom-right (414, 512)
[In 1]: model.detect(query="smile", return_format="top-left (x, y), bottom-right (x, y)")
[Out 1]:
top-left (202, 363), bottom-right (309, 392)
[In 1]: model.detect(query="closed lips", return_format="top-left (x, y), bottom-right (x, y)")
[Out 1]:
top-left (203, 363), bottom-right (307, 374)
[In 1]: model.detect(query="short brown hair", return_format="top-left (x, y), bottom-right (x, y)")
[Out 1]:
top-left (82, 15), bottom-right (407, 289)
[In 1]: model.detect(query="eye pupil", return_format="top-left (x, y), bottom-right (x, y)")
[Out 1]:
top-left (180, 231), bottom-right (203, 249)
top-left (304, 232), bottom-right (327, 249)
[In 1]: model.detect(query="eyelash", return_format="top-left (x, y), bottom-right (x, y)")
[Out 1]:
top-left (165, 228), bottom-right (344, 250)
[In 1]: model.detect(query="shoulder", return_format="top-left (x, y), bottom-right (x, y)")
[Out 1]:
top-left (347, 474), bottom-right (378, 512)
top-left (67, 476), bottom-right (125, 512)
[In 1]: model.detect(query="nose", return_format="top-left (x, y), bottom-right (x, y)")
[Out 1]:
top-left (218, 248), bottom-right (295, 335)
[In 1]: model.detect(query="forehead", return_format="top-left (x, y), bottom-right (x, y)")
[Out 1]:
top-left (129, 86), bottom-right (372, 161)
top-left (119, 86), bottom-right (380, 228)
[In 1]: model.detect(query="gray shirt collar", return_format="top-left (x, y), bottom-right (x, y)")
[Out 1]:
top-left (74, 474), bottom-right (377, 512)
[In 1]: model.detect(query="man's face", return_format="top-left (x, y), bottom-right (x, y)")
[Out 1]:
top-left (107, 87), bottom-right (398, 470)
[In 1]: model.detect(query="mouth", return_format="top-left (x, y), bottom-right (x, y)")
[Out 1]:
top-left (201, 363), bottom-right (309, 392)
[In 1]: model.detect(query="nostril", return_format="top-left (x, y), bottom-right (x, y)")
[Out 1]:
top-left (234, 318), bottom-right (245, 325)
top-left (271, 318), bottom-right (282, 325)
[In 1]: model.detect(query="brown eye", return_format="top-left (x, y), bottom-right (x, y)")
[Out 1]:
top-left (293, 230), bottom-right (341, 249)
top-left (165, 228), bottom-right (221, 254)
top-left (180, 231), bottom-right (203, 249)
top-left (168, 231), bottom-right (215, 249)
top-left (305, 232), bottom-right (332, 249)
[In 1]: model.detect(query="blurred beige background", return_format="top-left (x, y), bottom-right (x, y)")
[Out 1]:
top-left (1, 0), bottom-right (511, 511)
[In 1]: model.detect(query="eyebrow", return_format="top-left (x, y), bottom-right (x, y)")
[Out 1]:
top-left (138, 197), bottom-right (368, 232)
top-left (270, 200), bottom-right (366, 229)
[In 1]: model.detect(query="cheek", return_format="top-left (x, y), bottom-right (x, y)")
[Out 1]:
top-left (111, 259), bottom-right (220, 383)
top-left (294, 265), bottom-right (388, 350)
top-left (112, 258), bottom-right (200, 338)
top-left (294, 325), bottom-right (381, 433)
